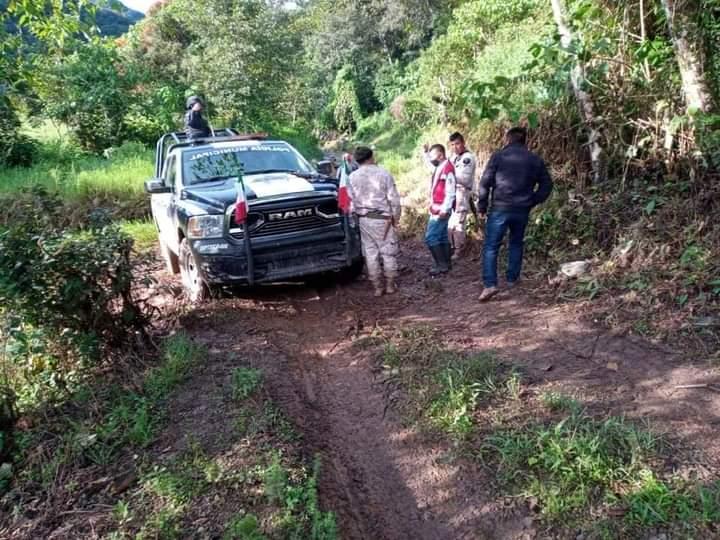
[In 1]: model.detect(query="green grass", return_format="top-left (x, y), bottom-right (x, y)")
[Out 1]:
top-left (261, 454), bottom-right (337, 540)
top-left (540, 391), bottom-right (583, 414)
top-left (381, 326), bottom-right (512, 438)
top-left (486, 412), bottom-right (659, 519)
top-left (625, 472), bottom-right (720, 527)
top-left (427, 353), bottom-right (503, 437)
top-left (0, 139), bottom-right (152, 201)
top-left (121, 219), bottom-right (157, 253)
top-left (271, 124), bottom-right (322, 160)
top-left (231, 367), bottom-right (263, 400)
top-left (77, 335), bottom-right (205, 466)
top-left (224, 514), bottom-right (266, 540)
top-left (13, 333), bottom-right (205, 494)
top-left (145, 334), bottom-right (205, 403)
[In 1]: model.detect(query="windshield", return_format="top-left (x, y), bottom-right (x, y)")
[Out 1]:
top-left (181, 142), bottom-right (314, 185)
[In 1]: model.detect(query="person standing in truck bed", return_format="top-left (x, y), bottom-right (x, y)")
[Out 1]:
top-left (348, 146), bottom-right (402, 297)
top-left (184, 96), bottom-right (210, 139)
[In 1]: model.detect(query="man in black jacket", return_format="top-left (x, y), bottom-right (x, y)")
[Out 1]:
top-left (477, 127), bottom-right (553, 301)
top-left (184, 96), bottom-right (210, 139)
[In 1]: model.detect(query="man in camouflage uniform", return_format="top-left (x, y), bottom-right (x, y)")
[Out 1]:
top-left (448, 132), bottom-right (477, 259)
top-left (348, 146), bottom-right (402, 297)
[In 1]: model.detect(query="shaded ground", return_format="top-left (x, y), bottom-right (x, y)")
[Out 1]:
top-left (176, 238), bottom-right (720, 538)
top-left (3, 237), bottom-right (719, 539)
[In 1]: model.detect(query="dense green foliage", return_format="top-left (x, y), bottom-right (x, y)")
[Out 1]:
top-left (0, 190), bottom-right (147, 406)
top-left (3, 0), bottom-right (718, 157)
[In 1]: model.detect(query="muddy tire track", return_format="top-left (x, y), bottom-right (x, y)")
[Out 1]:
top-left (256, 310), bottom-right (458, 539)
top-left (187, 283), bottom-right (519, 540)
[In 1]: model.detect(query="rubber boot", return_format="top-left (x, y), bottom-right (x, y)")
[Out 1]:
top-left (442, 243), bottom-right (453, 271)
top-left (428, 245), bottom-right (441, 275)
top-left (430, 245), bottom-right (450, 275)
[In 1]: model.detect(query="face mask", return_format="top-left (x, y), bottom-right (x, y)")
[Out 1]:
top-left (430, 159), bottom-right (441, 167)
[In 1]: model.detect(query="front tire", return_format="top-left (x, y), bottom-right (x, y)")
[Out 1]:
top-left (179, 238), bottom-right (211, 303)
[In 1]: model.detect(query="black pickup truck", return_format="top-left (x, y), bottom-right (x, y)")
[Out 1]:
top-left (144, 129), bottom-right (363, 301)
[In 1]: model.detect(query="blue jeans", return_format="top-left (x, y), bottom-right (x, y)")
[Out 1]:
top-left (482, 209), bottom-right (530, 288)
top-left (425, 216), bottom-right (450, 247)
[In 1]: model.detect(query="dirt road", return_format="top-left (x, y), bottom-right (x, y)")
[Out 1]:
top-left (174, 239), bottom-right (720, 539)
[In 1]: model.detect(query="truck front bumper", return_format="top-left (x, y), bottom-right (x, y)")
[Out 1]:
top-left (191, 229), bottom-right (362, 285)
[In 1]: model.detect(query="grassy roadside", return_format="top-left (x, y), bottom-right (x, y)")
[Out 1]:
top-left (102, 361), bottom-right (337, 540)
top-left (0, 130), bottom-right (159, 254)
top-left (8, 334), bottom-right (203, 486)
top-left (1, 335), bottom-right (336, 539)
top-left (371, 325), bottom-right (720, 538)
top-left (0, 139), bottom-right (152, 223)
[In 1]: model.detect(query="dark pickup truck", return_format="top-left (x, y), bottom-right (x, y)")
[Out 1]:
top-left (144, 129), bottom-right (362, 301)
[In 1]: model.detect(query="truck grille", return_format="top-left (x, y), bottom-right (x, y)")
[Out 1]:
top-left (228, 200), bottom-right (340, 239)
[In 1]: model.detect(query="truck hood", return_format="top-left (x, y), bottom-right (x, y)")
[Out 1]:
top-left (181, 173), bottom-right (335, 211)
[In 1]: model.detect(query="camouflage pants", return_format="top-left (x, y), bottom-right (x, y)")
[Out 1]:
top-left (448, 210), bottom-right (468, 234)
top-left (448, 210), bottom-right (469, 251)
top-left (358, 217), bottom-right (399, 283)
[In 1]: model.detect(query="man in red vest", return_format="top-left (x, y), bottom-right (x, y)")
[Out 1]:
top-left (422, 143), bottom-right (456, 275)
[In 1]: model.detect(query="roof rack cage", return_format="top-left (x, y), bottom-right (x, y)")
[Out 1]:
top-left (154, 128), bottom-right (248, 178)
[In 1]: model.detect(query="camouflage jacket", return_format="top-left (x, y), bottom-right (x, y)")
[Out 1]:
top-left (348, 164), bottom-right (402, 221)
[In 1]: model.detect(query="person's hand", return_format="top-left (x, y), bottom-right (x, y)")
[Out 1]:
top-left (478, 212), bottom-right (487, 220)
top-left (439, 211), bottom-right (449, 219)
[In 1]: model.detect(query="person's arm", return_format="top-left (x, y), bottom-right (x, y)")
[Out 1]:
top-left (533, 159), bottom-right (553, 206)
top-left (439, 170), bottom-right (456, 217)
top-left (476, 153), bottom-right (498, 214)
top-left (386, 172), bottom-right (402, 223)
top-left (421, 144), bottom-right (435, 172)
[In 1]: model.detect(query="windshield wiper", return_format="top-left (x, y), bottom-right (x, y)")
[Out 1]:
top-left (246, 168), bottom-right (296, 175)
top-left (247, 169), bottom-right (324, 180)
top-left (191, 175), bottom-right (237, 185)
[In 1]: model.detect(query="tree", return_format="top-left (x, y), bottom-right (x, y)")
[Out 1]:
top-left (37, 39), bottom-right (137, 151)
top-left (550, 0), bottom-right (606, 183)
top-left (660, 0), bottom-right (715, 114)
top-left (331, 66), bottom-right (362, 134)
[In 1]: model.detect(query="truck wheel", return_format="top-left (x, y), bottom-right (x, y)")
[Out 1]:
top-left (179, 239), bottom-right (211, 303)
top-left (160, 237), bottom-right (180, 274)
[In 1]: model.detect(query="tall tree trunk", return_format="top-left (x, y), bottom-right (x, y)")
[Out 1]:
top-left (550, 0), bottom-right (606, 184)
top-left (661, 0), bottom-right (714, 114)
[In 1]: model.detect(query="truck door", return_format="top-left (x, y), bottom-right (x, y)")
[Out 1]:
top-left (152, 154), bottom-right (178, 253)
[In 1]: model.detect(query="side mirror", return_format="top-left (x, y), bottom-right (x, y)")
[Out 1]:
top-left (316, 160), bottom-right (335, 177)
top-left (145, 178), bottom-right (172, 194)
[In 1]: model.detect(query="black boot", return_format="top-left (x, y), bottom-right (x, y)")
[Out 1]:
top-left (430, 245), bottom-right (450, 275)
top-left (442, 243), bottom-right (453, 271)
top-left (428, 245), bottom-right (441, 275)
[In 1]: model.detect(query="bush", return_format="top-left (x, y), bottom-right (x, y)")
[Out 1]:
top-left (0, 189), bottom-right (148, 408)
top-left (0, 96), bottom-right (37, 168)
top-left (0, 189), bottom-right (146, 348)
top-left (37, 39), bottom-right (136, 152)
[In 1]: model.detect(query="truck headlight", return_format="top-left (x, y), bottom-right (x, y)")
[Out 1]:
top-left (187, 215), bottom-right (224, 239)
